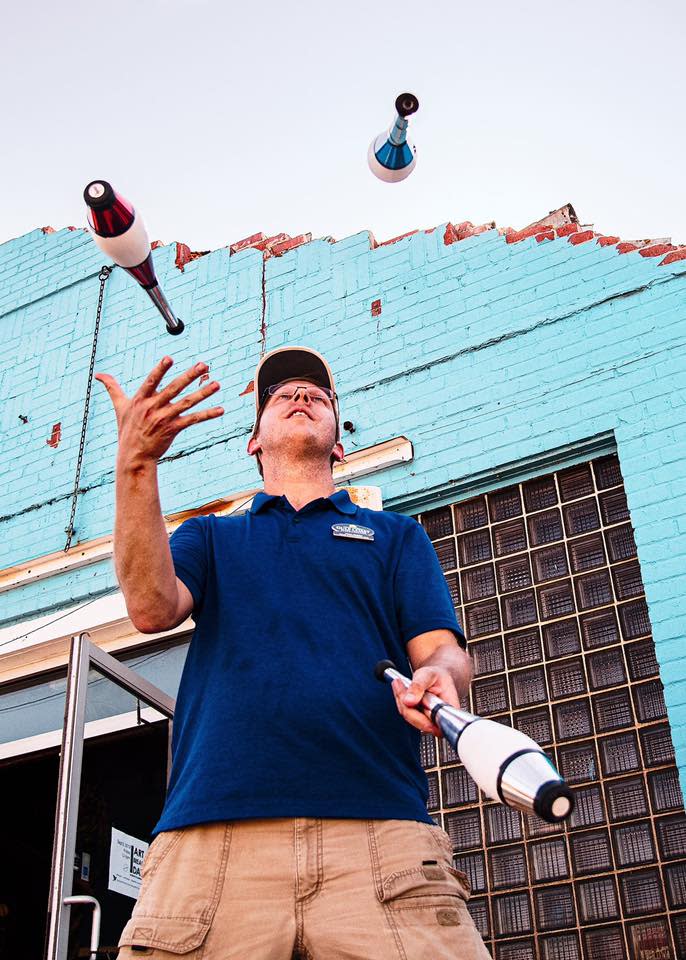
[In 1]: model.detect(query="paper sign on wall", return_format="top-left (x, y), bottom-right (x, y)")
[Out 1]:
top-left (109, 827), bottom-right (149, 900)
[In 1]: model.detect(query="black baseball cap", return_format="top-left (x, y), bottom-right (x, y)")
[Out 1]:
top-left (252, 346), bottom-right (339, 439)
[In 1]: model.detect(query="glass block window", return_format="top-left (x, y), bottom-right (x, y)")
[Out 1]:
top-left (577, 876), bottom-right (620, 922)
top-left (570, 830), bottom-right (613, 875)
top-left (540, 932), bottom-right (581, 960)
top-left (463, 563), bottom-right (497, 602)
top-left (582, 925), bottom-right (625, 960)
top-left (456, 851), bottom-right (488, 892)
top-left (471, 636), bottom-right (505, 676)
top-left (417, 454), bottom-right (685, 958)
top-left (496, 940), bottom-right (537, 960)
top-left (505, 629), bottom-right (542, 668)
top-left (530, 839), bottom-right (570, 883)
top-left (490, 845), bottom-right (529, 888)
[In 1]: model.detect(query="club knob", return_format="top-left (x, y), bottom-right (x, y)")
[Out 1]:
top-left (374, 659), bottom-right (397, 681)
top-left (534, 780), bottom-right (575, 822)
top-left (84, 180), bottom-right (116, 210)
top-left (395, 93), bottom-right (419, 117)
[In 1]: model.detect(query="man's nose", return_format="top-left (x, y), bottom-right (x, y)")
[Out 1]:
top-left (293, 387), bottom-right (312, 402)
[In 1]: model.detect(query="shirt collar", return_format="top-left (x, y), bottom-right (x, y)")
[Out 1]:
top-left (250, 489), bottom-right (357, 516)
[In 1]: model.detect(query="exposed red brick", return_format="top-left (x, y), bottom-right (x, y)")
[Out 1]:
top-left (175, 242), bottom-right (192, 271)
top-left (452, 222), bottom-right (474, 241)
top-left (508, 206), bottom-right (579, 244)
top-left (556, 222), bottom-right (580, 238)
top-left (660, 248), bottom-right (686, 265)
top-left (151, 240), bottom-right (165, 250)
top-left (639, 244), bottom-right (674, 258)
top-left (174, 242), bottom-right (209, 269)
top-left (46, 423), bottom-right (61, 448)
top-left (67, 226), bottom-right (78, 232)
top-left (462, 221), bottom-right (493, 240)
top-left (371, 299), bottom-right (382, 317)
top-left (270, 234), bottom-right (312, 257)
top-left (199, 372), bottom-right (210, 385)
top-left (568, 230), bottom-right (595, 245)
top-left (444, 223), bottom-right (460, 245)
top-left (230, 232), bottom-right (267, 255)
top-left (239, 379), bottom-right (255, 396)
top-left (27, 205), bottom-right (686, 275)
top-left (379, 229), bottom-right (418, 247)
top-left (262, 233), bottom-right (289, 250)
top-left (506, 224), bottom-right (545, 244)
top-left (471, 223), bottom-right (493, 238)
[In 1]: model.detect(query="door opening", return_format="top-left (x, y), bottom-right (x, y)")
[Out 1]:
top-left (1, 720), bottom-right (169, 960)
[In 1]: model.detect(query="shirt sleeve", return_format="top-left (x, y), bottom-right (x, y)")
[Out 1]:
top-left (169, 516), bottom-right (208, 618)
top-left (394, 518), bottom-right (467, 649)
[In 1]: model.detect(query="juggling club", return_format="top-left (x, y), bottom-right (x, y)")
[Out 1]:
top-left (84, 180), bottom-right (184, 335)
top-left (368, 93), bottom-right (419, 182)
top-left (375, 660), bottom-right (574, 823)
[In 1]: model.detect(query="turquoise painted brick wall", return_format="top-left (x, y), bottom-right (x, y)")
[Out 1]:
top-left (1, 221), bottom-right (685, 788)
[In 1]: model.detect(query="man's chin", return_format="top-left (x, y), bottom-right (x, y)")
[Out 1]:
top-left (267, 435), bottom-right (334, 464)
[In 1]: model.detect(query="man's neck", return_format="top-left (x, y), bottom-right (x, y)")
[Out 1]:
top-left (262, 463), bottom-right (336, 512)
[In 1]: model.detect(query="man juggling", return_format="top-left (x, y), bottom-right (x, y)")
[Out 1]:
top-left (96, 345), bottom-right (490, 959)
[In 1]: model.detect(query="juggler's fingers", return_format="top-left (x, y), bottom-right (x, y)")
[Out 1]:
top-left (403, 667), bottom-right (460, 710)
top-left (175, 406), bottom-right (225, 431)
top-left (157, 360), bottom-right (212, 405)
top-left (93, 372), bottom-right (126, 412)
top-left (391, 679), bottom-right (441, 736)
top-left (137, 356), bottom-right (175, 398)
top-left (169, 379), bottom-right (222, 416)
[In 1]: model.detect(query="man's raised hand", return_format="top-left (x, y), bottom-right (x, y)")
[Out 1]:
top-left (94, 356), bottom-right (224, 467)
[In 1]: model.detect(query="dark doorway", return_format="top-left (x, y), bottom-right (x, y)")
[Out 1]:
top-left (0, 720), bottom-right (169, 960)
top-left (0, 750), bottom-right (58, 960)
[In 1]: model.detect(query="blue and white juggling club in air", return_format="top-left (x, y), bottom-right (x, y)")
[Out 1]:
top-left (375, 660), bottom-right (575, 823)
top-left (368, 93), bottom-right (419, 182)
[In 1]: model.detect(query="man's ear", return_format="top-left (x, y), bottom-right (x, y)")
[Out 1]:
top-left (247, 436), bottom-right (261, 458)
top-left (332, 442), bottom-right (345, 463)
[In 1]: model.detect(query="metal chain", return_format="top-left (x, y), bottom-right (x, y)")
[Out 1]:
top-left (64, 266), bottom-right (112, 552)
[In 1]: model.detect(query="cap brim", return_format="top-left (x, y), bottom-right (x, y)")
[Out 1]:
top-left (254, 347), bottom-right (335, 417)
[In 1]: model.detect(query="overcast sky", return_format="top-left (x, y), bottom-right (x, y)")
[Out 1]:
top-left (2, 0), bottom-right (684, 253)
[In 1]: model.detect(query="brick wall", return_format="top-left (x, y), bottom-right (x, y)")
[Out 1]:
top-left (1, 218), bottom-right (685, 788)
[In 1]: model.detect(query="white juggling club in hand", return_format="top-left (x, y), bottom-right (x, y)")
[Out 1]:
top-left (368, 93), bottom-right (419, 182)
top-left (84, 180), bottom-right (184, 335)
top-left (375, 660), bottom-right (574, 823)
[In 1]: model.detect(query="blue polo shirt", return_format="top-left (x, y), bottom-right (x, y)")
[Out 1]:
top-left (153, 489), bottom-right (466, 835)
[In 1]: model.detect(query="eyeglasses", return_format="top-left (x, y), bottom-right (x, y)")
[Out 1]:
top-left (261, 383), bottom-right (337, 407)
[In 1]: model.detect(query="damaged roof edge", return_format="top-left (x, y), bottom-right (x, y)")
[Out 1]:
top-left (30, 203), bottom-right (686, 271)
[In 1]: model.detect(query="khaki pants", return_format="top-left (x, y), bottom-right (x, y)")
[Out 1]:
top-left (117, 818), bottom-right (490, 960)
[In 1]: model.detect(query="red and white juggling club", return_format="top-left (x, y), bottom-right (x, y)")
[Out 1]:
top-left (375, 660), bottom-right (574, 823)
top-left (84, 180), bottom-right (184, 335)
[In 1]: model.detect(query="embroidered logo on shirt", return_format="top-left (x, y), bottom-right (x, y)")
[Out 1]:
top-left (331, 522), bottom-right (375, 541)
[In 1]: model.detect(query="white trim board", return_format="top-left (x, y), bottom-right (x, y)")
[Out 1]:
top-left (0, 437), bottom-right (412, 595)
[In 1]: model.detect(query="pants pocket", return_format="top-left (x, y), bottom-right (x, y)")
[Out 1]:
top-left (367, 820), bottom-right (469, 910)
top-left (118, 822), bottom-right (232, 957)
top-left (421, 822), bottom-right (472, 898)
top-left (367, 820), bottom-right (490, 960)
